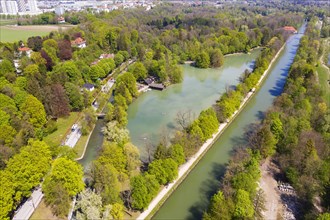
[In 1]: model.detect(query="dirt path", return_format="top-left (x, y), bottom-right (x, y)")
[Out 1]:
top-left (260, 158), bottom-right (282, 220)
top-left (3, 24), bottom-right (75, 31)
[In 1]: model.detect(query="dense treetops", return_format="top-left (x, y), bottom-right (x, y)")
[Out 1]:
top-left (0, 140), bottom-right (52, 220)
top-left (204, 18), bottom-right (330, 219)
top-left (0, 4), bottom-right (310, 219)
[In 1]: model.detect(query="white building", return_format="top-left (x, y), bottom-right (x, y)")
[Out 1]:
top-left (1, 0), bottom-right (18, 14)
top-left (0, 0), bottom-right (39, 14)
top-left (55, 6), bottom-right (65, 15)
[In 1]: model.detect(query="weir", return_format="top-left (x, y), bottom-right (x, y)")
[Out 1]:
top-left (152, 23), bottom-right (306, 220)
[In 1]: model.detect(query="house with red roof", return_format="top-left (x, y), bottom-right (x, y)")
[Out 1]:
top-left (71, 37), bottom-right (86, 48)
top-left (57, 16), bottom-right (65, 24)
top-left (18, 47), bottom-right (32, 57)
top-left (282, 26), bottom-right (297, 34)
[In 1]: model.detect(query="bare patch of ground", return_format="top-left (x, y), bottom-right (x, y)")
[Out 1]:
top-left (3, 24), bottom-right (75, 31)
top-left (260, 158), bottom-right (302, 220)
top-left (29, 199), bottom-right (62, 220)
top-left (260, 158), bottom-right (283, 220)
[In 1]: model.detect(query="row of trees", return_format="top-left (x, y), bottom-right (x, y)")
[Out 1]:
top-left (204, 18), bottom-right (330, 220)
top-left (266, 19), bottom-right (329, 218)
top-left (203, 149), bottom-right (263, 219)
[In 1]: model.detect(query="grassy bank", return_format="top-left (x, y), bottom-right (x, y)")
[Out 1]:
top-left (43, 112), bottom-right (81, 147)
top-left (316, 65), bottom-right (330, 106)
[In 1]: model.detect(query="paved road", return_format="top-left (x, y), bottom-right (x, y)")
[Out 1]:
top-left (64, 128), bottom-right (82, 148)
top-left (13, 188), bottom-right (43, 220)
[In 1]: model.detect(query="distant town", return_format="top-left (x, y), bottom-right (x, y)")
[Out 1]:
top-left (0, 0), bottom-right (155, 15)
top-left (1, 0), bottom-right (329, 16)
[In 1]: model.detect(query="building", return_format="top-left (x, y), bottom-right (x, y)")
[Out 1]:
top-left (71, 37), bottom-right (86, 48)
top-left (282, 26), bottom-right (297, 34)
top-left (55, 6), bottom-right (65, 15)
top-left (99, 53), bottom-right (115, 59)
top-left (0, 0), bottom-right (18, 14)
top-left (0, 0), bottom-right (39, 14)
top-left (82, 83), bottom-right (95, 92)
top-left (18, 46), bottom-right (32, 57)
top-left (57, 16), bottom-right (65, 23)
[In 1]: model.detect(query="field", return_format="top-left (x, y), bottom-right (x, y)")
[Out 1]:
top-left (43, 112), bottom-right (81, 147)
top-left (316, 65), bottom-right (330, 107)
top-left (0, 24), bottom-right (74, 42)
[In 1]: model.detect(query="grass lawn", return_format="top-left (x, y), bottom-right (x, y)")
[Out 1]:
top-left (74, 134), bottom-right (89, 159)
top-left (0, 26), bottom-right (50, 42)
top-left (30, 199), bottom-right (61, 220)
top-left (316, 65), bottom-right (330, 107)
top-left (43, 112), bottom-right (81, 147)
top-left (0, 25), bottom-right (74, 42)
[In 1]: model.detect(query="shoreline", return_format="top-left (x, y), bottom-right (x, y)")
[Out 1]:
top-left (137, 43), bottom-right (286, 220)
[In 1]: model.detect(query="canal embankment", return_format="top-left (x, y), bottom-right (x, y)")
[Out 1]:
top-left (153, 23), bottom-right (306, 220)
top-left (138, 40), bottom-right (287, 220)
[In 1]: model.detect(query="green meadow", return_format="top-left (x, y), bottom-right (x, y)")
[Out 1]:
top-left (0, 23), bottom-right (74, 42)
top-left (0, 26), bottom-right (50, 42)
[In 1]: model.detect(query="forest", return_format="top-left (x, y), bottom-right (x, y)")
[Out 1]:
top-left (0, 2), bottom-right (328, 219)
top-left (203, 17), bottom-right (330, 220)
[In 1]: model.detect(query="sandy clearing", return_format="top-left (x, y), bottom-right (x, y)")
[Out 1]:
top-left (260, 158), bottom-right (282, 220)
top-left (2, 25), bottom-right (75, 31)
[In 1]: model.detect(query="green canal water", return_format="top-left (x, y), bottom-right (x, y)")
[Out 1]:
top-left (127, 50), bottom-right (261, 160)
top-left (152, 24), bottom-right (306, 220)
top-left (79, 49), bottom-right (261, 168)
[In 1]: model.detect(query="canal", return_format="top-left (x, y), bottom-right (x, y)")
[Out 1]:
top-left (152, 24), bottom-right (306, 220)
top-left (127, 50), bottom-right (261, 160)
top-left (79, 49), bottom-right (261, 168)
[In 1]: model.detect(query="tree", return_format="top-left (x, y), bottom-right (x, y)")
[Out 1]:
top-left (102, 121), bottom-right (129, 146)
top-left (210, 49), bottom-right (224, 68)
top-left (58, 39), bottom-right (72, 60)
top-left (116, 72), bottom-right (138, 97)
top-left (43, 158), bottom-right (84, 216)
top-left (75, 189), bottom-right (103, 220)
top-left (42, 39), bottom-right (58, 51)
top-left (114, 53), bottom-right (124, 67)
top-left (21, 95), bottom-right (47, 128)
top-left (195, 51), bottom-right (210, 68)
top-left (89, 161), bottom-right (121, 204)
top-left (89, 65), bottom-right (105, 82)
top-left (44, 183), bottom-right (71, 217)
top-left (248, 124), bottom-right (277, 158)
top-left (27, 36), bottom-right (43, 51)
top-left (131, 174), bottom-right (149, 210)
top-left (0, 59), bottom-right (14, 76)
top-left (168, 144), bottom-right (185, 165)
top-left (0, 140), bottom-right (52, 219)
top-left (110, 203), bottom-right (124, 220)
top-left (154, 143), bottom-right (168, 160)
top-left (114, 105), bottom-right (128, 127)
top-left (203, 191), bottom-right (234, 220)
top-left (52, 61), bottom-right (82, 84)
top-left (65, 82), bottom-right (84, 111)
top-left (317, 213), bottom-right (330, 220)
top-left (31, 52), bottom-right (46, 66)
top-left (47, 84), bottom-right (70, 117)
top-left (234, 189), bottom-right (254, 218)
top-left (123, 143), bottom-right (141, 176)
top-left (104, 103), bottom-right (114, 122)
top-left (148, 159), bottom-right (178, 185)
top-left (131, 62), bottom-right (147, 81)
top-left (43, 157), bottom-right (84, 196)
